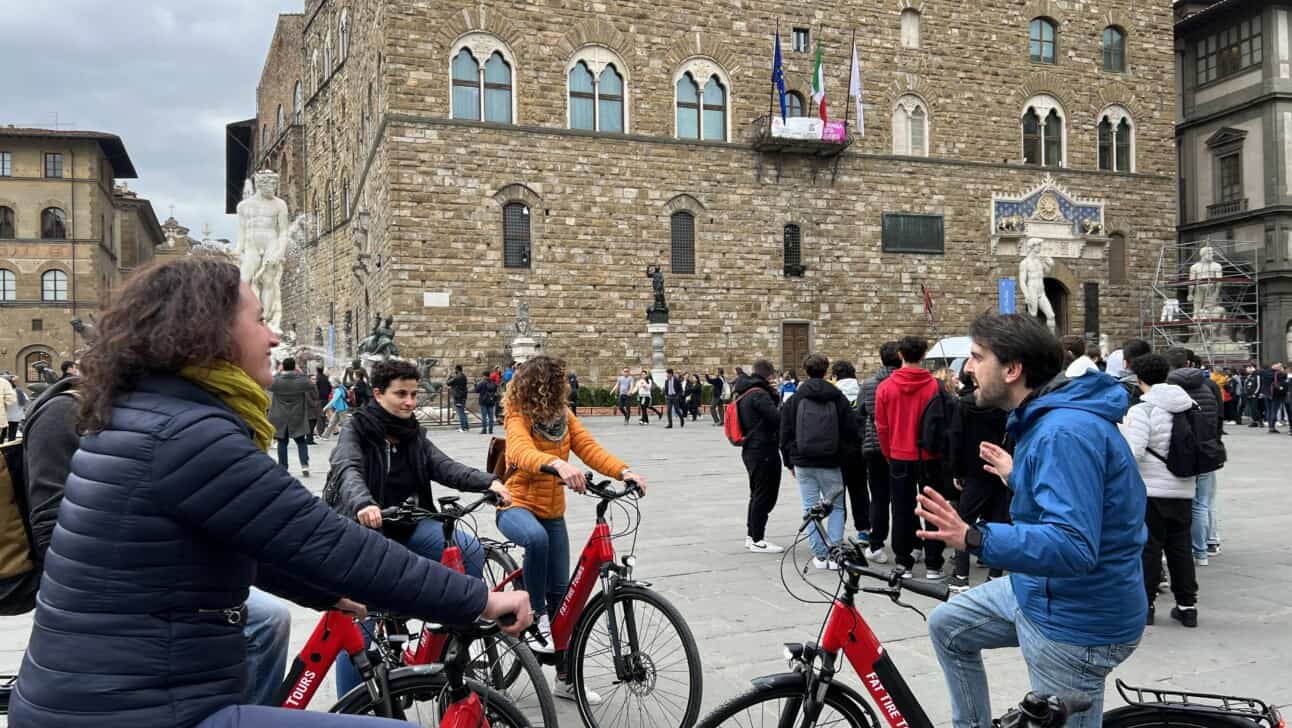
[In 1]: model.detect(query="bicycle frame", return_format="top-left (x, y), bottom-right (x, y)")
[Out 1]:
top-left (274, 609), bottom-right (366, 709)
top-left (820, 595), bottom-right (934, 728)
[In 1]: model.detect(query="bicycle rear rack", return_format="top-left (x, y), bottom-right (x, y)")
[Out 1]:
top-left (1115, 679), bottom-right (1283, 728)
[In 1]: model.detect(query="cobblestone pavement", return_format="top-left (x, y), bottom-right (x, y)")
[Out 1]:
top-left (2, 415), bottom-right (1288, 725)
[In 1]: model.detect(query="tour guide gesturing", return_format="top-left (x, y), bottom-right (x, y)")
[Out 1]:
top-left (914, 313), bottom-right (1147, 728)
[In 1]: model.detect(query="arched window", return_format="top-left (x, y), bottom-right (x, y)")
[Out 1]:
top-left (0, 206), bottom-right (13, 238)
top-left (339, 10), bottom-right (350, 61)
top-left (0, 269), bottom-right (15, 301)
top-left (598, 66), bottom-right (624, 133)
top-left (670, 211), bottom-right (695, 274)
top-left (502, 202), bottom-right (531, 268)
top-left (41, 207), bottom-right (66, 239)
top-left (676, 74), bottom-right (700, 139)
top-left (1029, 18), bottom-right (1057, 64)
top-left (786, 91), bottom-right (805, 117)
top-left (24, 350), bottom-right (52, 383)
top-left (483, 52), bottom-right (512, 123)
top-left (1021, 96), bottom-right (1065, 167)
top-left (702, 77), bottom-right (727, 142)
top-left (569, 62), bottom-right (595, 130)
top-left (41, 270), bottom-right (67, 301)
top-left (1102, 26), bottom-right (1126, 72)
top-left (293, 81), bottom-right (303, 124)
top-left (276, 105), bottom-right (284, 136)
top-left (901, 8), bottom-right (921, 49)
top-left (892, 95), bottom-right (929, 156)
top-left (452, 49), bottom-right (481, 120)
top-left (783, 224), bottom-right (803, 276)
top-left (1097, 106), bottom-right (1134, 172)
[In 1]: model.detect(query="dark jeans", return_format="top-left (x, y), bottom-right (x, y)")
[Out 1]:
top-left (741, 446), bottom-right (782, 542)
top-left (711, 398), bottom-right (725, 424)
top-left (841, 448), bottom-right (869, 532)
top-left (196, 705), bottom-right (408, 727)
top-left (275, 436), bottom-right (309, 470)
top-left (954, 474), bottom-right (1011, 578)
top-left (890, 459), bottom-right (944, 570)
top-left (865, 452), bottom-right (891, 550)
top-left (3, 421), bottom-right (17, 442)
top-left (1247, 397), bottom-right (1264, 426)
top-left (666, 395), bottom-right (685, 426)
top-left (618, 394), bottom-right (633, 422)
top-left (306, 419), bottom-right (317, 443)
top-left (1265, 399), bottom-right (1281, 430)
top-left (454, 399), bottom-right (468, 430)
top-left (1143, 497), bottom-right (1197, 607)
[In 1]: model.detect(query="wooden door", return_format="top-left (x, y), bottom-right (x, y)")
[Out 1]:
top-left (782, 322), bottom-right (811, 375)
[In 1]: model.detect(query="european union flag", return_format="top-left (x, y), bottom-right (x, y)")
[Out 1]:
top-left (772, 32), bottom-right (787, 122)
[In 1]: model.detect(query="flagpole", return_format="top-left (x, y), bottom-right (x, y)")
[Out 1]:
top-left (768, 18), bottom-right (777, 133)
top-left (843, 28), bottom-right (855, 136)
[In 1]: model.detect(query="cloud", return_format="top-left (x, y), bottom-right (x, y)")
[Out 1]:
top-left (0, 0), bottom-right (302, 241)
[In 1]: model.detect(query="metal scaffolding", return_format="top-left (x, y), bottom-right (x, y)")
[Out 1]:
top-left (1142, 238), bottom-right (1261, 367)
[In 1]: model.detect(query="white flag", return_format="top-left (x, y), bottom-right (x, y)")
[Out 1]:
top-left (850, 41), bottom-right (864, 136)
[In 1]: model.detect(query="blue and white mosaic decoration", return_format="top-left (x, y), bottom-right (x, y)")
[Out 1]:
top-left (992, 174), bottom-right (1105, 237)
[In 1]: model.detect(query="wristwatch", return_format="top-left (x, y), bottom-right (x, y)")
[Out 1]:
top-left (964, 524), bottom-right (984, 554)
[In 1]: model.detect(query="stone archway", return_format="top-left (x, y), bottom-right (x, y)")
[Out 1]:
top-left (1043, 278), bottom-right (1070, 335)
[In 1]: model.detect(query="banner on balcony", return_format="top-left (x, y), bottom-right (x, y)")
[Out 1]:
top-left (771, 116), bottom-right (823, 140)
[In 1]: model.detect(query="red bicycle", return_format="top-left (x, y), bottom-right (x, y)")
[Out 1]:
top-left (697, 505), bottom-right (1285, 728)
top-left (490, 474), bottom-right (704, 728)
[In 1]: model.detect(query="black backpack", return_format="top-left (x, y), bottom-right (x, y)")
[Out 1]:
top-left (478, 380), bottom-right (498, 407)
top-left (917, 387), bottom-right (958, 459)
top-left (1147, 405), bottom-right (1227, 477)
top-left (795, 397), bottom-right (841, 459)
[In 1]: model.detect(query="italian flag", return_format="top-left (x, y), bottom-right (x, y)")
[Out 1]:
top-left (811, 39), bottom-right (828, 121)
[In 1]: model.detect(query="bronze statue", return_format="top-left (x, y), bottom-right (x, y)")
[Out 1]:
top-left (357, 314), bottom-right (400, 357)
top-left (646, 265), bottom-right (669, 323)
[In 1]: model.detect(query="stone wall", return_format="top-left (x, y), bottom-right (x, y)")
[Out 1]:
top-left (270, 0), bottom-right (1178, 379)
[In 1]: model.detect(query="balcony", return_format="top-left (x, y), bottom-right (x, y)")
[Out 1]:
top-left (1206, 198), bottom-right (1248, 219)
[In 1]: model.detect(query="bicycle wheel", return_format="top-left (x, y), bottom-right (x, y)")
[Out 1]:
top-left (695, 680), bottom-right (878, 728)
top-left (569, 584), bottom-right (703, 728)
top-left (331, 670), bottom-right (531, 727)
top-left (1102, 706), bottom-right (1266, 728)
top-left (459, 632), bottom-right (559, 728)
top-left (483, 542), bottom-right (522, 592)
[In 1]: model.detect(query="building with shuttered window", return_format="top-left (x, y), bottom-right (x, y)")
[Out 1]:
top-left (233, 0), bottom-right (1176, 379)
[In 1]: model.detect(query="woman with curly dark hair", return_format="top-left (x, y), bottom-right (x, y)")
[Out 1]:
top-left (496, 354), bottom-right (646, 702)
top-left (10, 256), bottom-right (530, 728)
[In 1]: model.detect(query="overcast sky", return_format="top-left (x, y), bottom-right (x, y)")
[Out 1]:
top-left (1, 0), bottom-right (301, 242)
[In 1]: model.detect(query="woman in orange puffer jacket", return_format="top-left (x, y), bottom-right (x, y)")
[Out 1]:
top-left (495, 357), bottom-right (645, 677)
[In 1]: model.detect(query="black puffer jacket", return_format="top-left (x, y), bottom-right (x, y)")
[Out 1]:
top-left (10, 375), bottom-right (489, 728)
top-left (858, 367), bottom-right (893, 456)
top-left (733, 375), bottom-right (780, 451)
top-left (1167, 367), bottom-right (1224, 443)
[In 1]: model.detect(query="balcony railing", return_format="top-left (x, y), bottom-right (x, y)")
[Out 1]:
top-left (1206, 198), bottom-right (1248, 219)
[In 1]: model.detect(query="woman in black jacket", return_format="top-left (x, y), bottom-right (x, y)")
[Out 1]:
top-left (685, 373), bottom-right (704, 421)
top-left (9, 257), bottom-right (531, 728)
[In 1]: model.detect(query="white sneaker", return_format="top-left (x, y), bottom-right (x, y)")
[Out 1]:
top-left (924, 568), bottom-right (946, 581)
top-left (1195, 556), bottom-right (1209, 567)
top-left (748, 540), bottom-right (784, 554)
top-left (744, 536), bottom-right (752, 548)
top-left (811, 557), bottom-right (839, 570)
top-left (865, 548), bottom-right (889, 564)
top-left (528, 614), bottom-right (554, 654)
top-left (555, 679), bottom-right (602, 705)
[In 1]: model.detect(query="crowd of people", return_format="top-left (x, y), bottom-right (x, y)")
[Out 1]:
top-left (0, 253), bottom-right (1262, 728)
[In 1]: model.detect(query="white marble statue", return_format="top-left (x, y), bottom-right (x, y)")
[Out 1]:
top-left (1160, 297), bottom-right (1182, 322)
top-left (1019, 238), bottom-right (1056, 333)
top-left (1189, 246), bottom-right (1223, 318)
top-left (236, 170), bottom-right (290, 332)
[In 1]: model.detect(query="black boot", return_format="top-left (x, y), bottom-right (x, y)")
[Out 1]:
top-left (1170, 605), bottom-right (1198, 628)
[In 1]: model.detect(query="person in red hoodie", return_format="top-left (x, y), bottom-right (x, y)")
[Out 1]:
top-left (874, 335), bottom-right (947, 579)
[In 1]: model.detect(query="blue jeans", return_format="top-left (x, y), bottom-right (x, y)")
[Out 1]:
top-left (929, 577), bottom-right (1138, 728)
top-left (197, 705), bottom-right (409, 727)
top-left (480, 404), bottom-right (496, 433)
top-left (1191, 471), bottom-right (1217, 558)
top-left (244, 587), bottom-right (292, 706)
top-left (1265, 399), bottom-right (1281, 428)
top-left (275, 436), bottom-right (309, 470)
top-left (335, 521), bottom-right (484, 696)
top-left (496, 508), bottom-right (569, 618)
top-left (454, 400), bottom-right (469, 430)
top-left (796, 466), bottom-right (845, 559)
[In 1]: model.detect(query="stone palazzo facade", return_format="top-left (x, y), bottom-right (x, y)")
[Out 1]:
top-left (238, 0), bottom-right (1178, 380)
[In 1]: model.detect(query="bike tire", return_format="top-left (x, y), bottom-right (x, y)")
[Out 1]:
top-left (1102, 705), bottom-right (1268, 728)
top-left (484, 543), bottom-right (522, 592)
top-left (330, 670), bottom-right (532, 727)
top-left (695, 680), bottom-right (879, 728)
top-left (458, 631), bottom-right (559, 728)
top-left (569, 584), bottom-right (703, 728)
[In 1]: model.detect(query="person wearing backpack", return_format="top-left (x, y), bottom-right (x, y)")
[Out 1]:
top-left (318, 379), bottom-right (350, 439)
top-left (1165, 348), bottom-right (1226, 566)
top-left (733, 359), bottom-right (784, 554)
top-left (831, 360), bottom-right (870, 545)
top-left (874, 336), bottom-right (947, 579)
top-left (475, 370), bottom-right (500, 434)
top-left (779, 354), bottom-right (860, 569)
top-left (1119, 353), bottom-right (1199, 628)
top-left (858, 342), bottom-right (901, 564)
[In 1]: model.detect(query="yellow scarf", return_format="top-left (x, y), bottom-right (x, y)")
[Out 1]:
top-left (179, 360), bottom-right (275, 452)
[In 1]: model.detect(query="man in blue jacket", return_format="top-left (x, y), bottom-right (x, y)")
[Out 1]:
top-left (916, 314), bottom-right (1146, 728)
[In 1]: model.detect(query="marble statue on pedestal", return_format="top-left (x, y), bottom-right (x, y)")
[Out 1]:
top-left (1019, 238), bottom-right (1056, 333)
top-left (1190, 246), bottom-right (1224, 317)
top-left (510, 301), bottom-right (539, 363)
top-left (236, 170), bottom-right (290, 332)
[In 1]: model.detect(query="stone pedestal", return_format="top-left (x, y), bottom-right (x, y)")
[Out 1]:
top-left (648, 323), bottom-right (668, 388)
top-left (511, 335), bottom-right (539, 364)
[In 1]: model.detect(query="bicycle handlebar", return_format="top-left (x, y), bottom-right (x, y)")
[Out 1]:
top-left (536, 464), bottom-right (642, 500)
top-left (801, 507), bottom-right (951, 603)
top-left (378, 490), bottom-right (502, 525)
